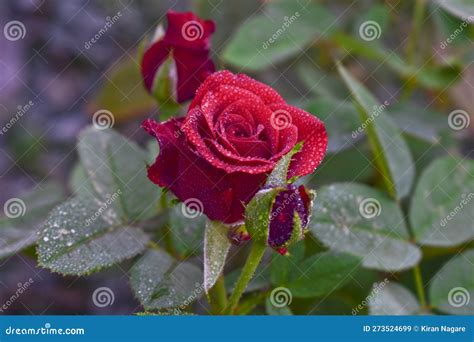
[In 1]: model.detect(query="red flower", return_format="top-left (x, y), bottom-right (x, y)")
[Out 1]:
top-left (141, 11), bottom-right (215, 103)
top-left (143, 70), bottom-right (327, 224)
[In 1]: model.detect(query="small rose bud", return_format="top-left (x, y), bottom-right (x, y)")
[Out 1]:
top-left (245, 183), bottom-right (314, 254)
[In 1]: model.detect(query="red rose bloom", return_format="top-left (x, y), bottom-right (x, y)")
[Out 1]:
top-left (141, 11), bottom-right (215, 103)
top-left (143, 70), bottom-right (327, 224)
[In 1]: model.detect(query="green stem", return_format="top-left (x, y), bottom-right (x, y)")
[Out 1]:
top-left (406, 0), bottom-right (426, 66)
top-left (226, 243), bottom-right (266, 314)
top-left (413, 265), bottom-right (427, 309)
top-left (208, 275), bottom-right (228, 315)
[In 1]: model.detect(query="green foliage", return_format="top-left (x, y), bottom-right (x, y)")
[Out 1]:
top-left (410, 156), bottom-right (474, 246)
top-left (0, 182), bottom-right (63, 259)
top-left (310, 183), bottom-right (421, 271)
top-left (429, 249), bottom-right (474, 315)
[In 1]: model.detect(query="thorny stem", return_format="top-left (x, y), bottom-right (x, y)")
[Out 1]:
top-left (226, 242), bottom-right (266, 314)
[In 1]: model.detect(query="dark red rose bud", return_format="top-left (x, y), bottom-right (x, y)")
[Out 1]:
top-left (267, 184), bottom-right (313, 252)
top-left (141, 10), bottom-right (215, 103)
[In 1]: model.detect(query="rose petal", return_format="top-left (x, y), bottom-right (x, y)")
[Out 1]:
top-left (270, 103), bottom-right (328, 177)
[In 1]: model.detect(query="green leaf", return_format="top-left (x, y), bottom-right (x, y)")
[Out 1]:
top-left (368, 282), bottom-right (421, 315)
top-left (310, 183), bottom-right (421, 271)
top-left (204, 220), bottom-right (231, 292)
top-left (168, 205), bottom-right (205, 258)
top-left (286, 251), bottom-right (361, 298)
top-left (337, 63), bottom-right (414, 199)
top-left (0, 182), bottom-right (63, 259)
top-left (304, 98), bottom-right (362, 153)
top-left (308, 142), bottom-right (375, 186)
top-left (38, 127), bottom-right (158, 275)
top-left (77, 126), bottom-right (160, 221)
top-left (131, 249), bottom-right (203, 310)
top-left (37, 197), bottom-right (149, 275)
top-left (429, 249), bottom-right (474, 315)
top-left (410, 156), bottom-right (474, 246)
top-left (222, 2), bottom-right (335, 70)
top-left (433, 7), bottom-right (474, 47)
top-left (270, 240), bottom-right (305, 286)
top-left (434, 0), bottom-right (474, 20)
top-left (387, 103), bottom-right (448, 144)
